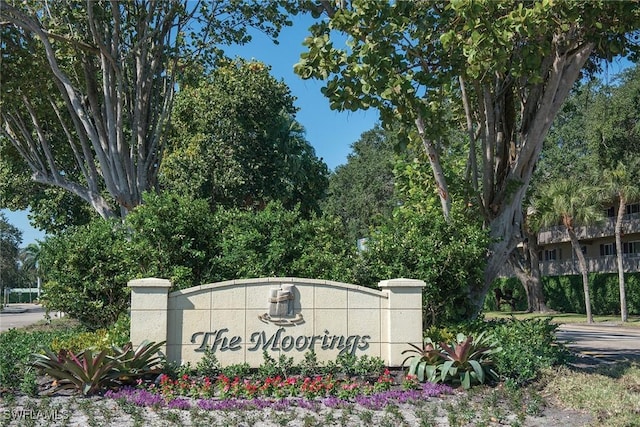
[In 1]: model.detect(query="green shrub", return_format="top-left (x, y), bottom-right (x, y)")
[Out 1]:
top-left (39, 219), bottom-right (136, 329)
top-left (195, 348), bottom-right (221, 378)
top-left (353, 203), bottom-right (489, 325)
top-left (50, 314), bottom-right (130, 353)
top-left (126, 192), bottom-right (222, 290)
top-left (297, 351), bottom-right (323, 378)
top-left (417, 318), bottom-right (566, 386)
top-left (0, 326), bottom-right (82, 391)
top-left (354, 355), bottom-right (385, 377)
top-left (221, 362), bottom-right (251, 379)
top-left (211, 203), bottom-right (356, 284)
top-left (488, 318), bottom-right (568, 384)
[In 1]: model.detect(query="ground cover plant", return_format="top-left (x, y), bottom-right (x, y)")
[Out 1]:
top-left (0, 319), bottom-right (84, 394)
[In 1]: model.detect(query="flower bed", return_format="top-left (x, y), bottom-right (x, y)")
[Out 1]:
top-left (102, 370), bottom-right (453, 413)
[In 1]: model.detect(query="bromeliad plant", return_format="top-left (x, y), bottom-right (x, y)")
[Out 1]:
top-left (401, 337), bottom-right (443, 383)
top-left (111, 340), bottom-right (165, 384)
top-left (31, 340), bottom-right (165, 396)
top-left (436, 332), bottom-right (499, 389)
top-left (402, 332), bottom-right (499, 389)
top-left (32, 348), bottom-right (117, 396)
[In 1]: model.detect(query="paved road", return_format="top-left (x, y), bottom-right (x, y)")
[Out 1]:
top-left (0, 303), bottom-right (48, 331)
top-left (555, 323), bottom-right (640, 365)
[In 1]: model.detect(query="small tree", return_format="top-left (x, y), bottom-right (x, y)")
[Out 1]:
top-left (321, 125), bottom-right (402, 243)
top-left (0, 213), bottom-right (23, 304)
top-left (161, 59), bottom-right (328, 215)
top-left (531, 180), bottom-right (603, 323)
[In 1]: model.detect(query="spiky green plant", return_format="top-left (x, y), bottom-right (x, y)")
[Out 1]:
top-left (436, 332), bottom-right (499, 389)
top-left (401, 337), bottom-right (444, 382)
top-left (32, 348), bottom-right (118, 396)
top-left (111, 340), bottom-right (165, 384)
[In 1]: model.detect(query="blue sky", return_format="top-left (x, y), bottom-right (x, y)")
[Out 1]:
top-left (2, 13), bottom-right (379, 247)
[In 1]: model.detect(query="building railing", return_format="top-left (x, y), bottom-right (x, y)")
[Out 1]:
top-left (539, 254), bottom-right (640, 276)
top-left (538, 213), bottom-right (640, 245)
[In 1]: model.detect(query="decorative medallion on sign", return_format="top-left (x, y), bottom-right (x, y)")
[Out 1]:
top-left (258, 284), bottom-right (304, 326)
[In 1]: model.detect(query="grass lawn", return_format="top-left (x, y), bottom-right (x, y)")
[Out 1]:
top-left (484, 311), bottom-right (640, 326)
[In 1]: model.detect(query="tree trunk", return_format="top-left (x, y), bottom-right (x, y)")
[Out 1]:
top-left (510, 229), bottom-right (548, 312)
top-left (568, 228), bottom-right (593, 324)
top-left (615, 197), bottom-right (627, 322)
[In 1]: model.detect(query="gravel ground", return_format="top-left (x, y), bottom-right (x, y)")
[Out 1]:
top-left (0, 388), bottom-right (595, 427)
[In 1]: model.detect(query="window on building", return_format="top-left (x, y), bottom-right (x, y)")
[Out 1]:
top-left (600, 243), bottom-right (616, 256)
top-left (544, 249), bottom-right (558, 261)
top-left (605, 206), bottom-right (616, 218)
top-left (626, 203), bottom-right (640, 216)
top-left (623, 241), bottom-right (640, 255)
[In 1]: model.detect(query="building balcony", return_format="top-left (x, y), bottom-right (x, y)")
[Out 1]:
top-left (538, 213), bottom-right (640, 245)
top-left (540, 254), bottom-right (640, 276)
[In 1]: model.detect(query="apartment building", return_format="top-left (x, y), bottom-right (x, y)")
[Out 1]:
top-left (537, 202), bottom-right (640, 276)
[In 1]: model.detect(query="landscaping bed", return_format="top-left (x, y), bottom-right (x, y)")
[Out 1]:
top-left (4, 317), bottom-right (640, 426)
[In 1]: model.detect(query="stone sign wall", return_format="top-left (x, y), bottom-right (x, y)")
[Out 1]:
top-left (128, 277), bottom-right (425, 367)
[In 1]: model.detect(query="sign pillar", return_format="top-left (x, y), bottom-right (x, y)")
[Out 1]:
top-left (128, 278), bottom-right (171, 353)
top-left (378, 278), bottom-right (425, 366)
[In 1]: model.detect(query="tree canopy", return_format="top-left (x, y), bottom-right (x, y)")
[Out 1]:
top-left (161, 59), bottom-right (329, 214)
top-left (321, 125), bottom-right (401, 242)
top-left (295, 0), bottom-right (640, 314)
top-left (0, 0), bottom-right (297, 219)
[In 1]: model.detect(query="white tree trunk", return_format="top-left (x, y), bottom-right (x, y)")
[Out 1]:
top-left (568, 228), bottom-right (593, 324)
top-left (615, 197), bottom-right (627, 322)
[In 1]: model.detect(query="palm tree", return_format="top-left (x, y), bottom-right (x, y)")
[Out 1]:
top-left (601, 160), bottom-right (640, 322)
top-left (531, 180), bottom-right (603, 324)
top-left (20, 242), bottom-right (42, 300)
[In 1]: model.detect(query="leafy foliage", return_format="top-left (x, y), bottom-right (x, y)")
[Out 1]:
top-left (194, 348), bottom-right (222, 378)
top-left (39, 219), bottom-right (136, 329)
top-left (354, 202), bottom-right (489, 324)
top-left (424, 318), bottom-right (569, 386)
top-left (162, 59), bottom-right (328, 215)
top-left (543, 273), bottom-right (640, 316)
top-left (403, 332), bottom-right (498, 389)
top-left (488, 318), bottom-right (568, 385)
top-left (402, 337), bottom-right (443, 383)
top-left (321, 125), bottom-right (403, 243)
top-left (437, 332), bottom-right (499, 390)
top-left (32, 348), bottom-right (118, 396)
top-left (49, 313), bottom-right (130, 353)
top-left (0, 326), bottom-right (83, 391)
top-left (111, 341), bottom-right (165, 384)
top-left (125, 192), bottom-right (221, 289)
